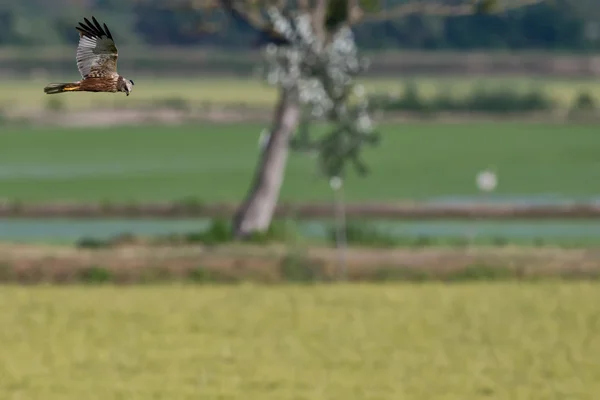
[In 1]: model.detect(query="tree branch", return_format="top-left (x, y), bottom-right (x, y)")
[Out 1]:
top-left (296, 0), bottom-right (311, 12)
top-left (220, 0), bottom-right (294, 45)
top-left (359, 0), bottom-right (549, 24)
top-left (312, 0), bottom-right (330, 42)
top-left (347, 0), bottom-right (365, 24)
top-left (220, 0), bottom-right (270, 30)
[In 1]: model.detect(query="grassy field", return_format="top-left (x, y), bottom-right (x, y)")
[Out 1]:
top-left (0, 122), bottom-right (598, 203)
top-left (0, 284), bottom-right (599, 399)
top-left (2, 75), bottom-right (600, 111)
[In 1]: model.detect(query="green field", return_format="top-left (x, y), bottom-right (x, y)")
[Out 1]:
top-left (0, 122), bottom-right (598, 203)
top-left (3, 75), bottom-right (600, 111)
top-left (1, 284), bottom-right (599, 399)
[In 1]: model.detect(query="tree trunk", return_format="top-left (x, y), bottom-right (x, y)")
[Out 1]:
top-left (232, 86), bottom-right (301, 238)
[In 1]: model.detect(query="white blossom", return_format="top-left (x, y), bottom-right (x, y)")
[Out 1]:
top-left (357, 114), bottom-right (373, 133)
top-left (329, 176), bottom-right (343, 190)
top-left (354, 84), bottom-right (365, 97)
top-left (261, 7), bottom-right (378, 177)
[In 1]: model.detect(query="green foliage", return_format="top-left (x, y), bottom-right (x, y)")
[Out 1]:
top-left (394, 81), bottom-right (432, 112)
top-left (326, 223), bottom-right (556, 248)
top-left (246, 219), bottom-right (299, 244)
top-left (187, 266), bottom-right (238, 283)
top-left (445, 264), bottom-right (517, 282)
top-left (354, 0), bottom-right (595, 50)
top-left (180, 218), bottom-right (299, 245)
top-left (185, 217), bottom-right (232, 245)
top-left (279, 251), bottom-right (326, 283)
top-left (331, 222), bottom-right (398, 247)
top-left (326, 0), bottom-right (350, 30)
top-left (369, 266), bottom-right (434, 282)
top-left (76, 237), bottom-right (111, 249)
top-left (310, 120), bottom-right (382, 179)
top-left (0, 263), bottom-right (13, 281)
top-left (372, 81), bottom-right (555, 114)
top-left (463, 85), bottom-right (553, 113)
top-left (78, 266), bottom-right (113, 284)
top-left (572, 91), bottom-right (596, 110)
top-left (359, 0), bottom-right (381, 12)
top-left (473, 0), bottom-right (499, 14)
top-left (325, 0), bottom-right (382, 30)
top-left (568, 90), bottom-right (598, 121)
top-left (369, 264), bottom-right (520, 282)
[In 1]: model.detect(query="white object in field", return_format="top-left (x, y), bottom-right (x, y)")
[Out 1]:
top-left (258, 129), bottom-right (270, 150)
top-left (476, 170), bottom-right (497, 192)
top-left (329, 176), bottom-right (343, 191)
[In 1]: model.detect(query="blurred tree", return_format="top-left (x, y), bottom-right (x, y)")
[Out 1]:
top-left (0, 0), bottom-right (567, 238)
top-left (168, 0), bottom-right (551, 238)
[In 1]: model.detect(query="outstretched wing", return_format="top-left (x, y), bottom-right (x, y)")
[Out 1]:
top-left (75, 17), bottom-right (119, 79)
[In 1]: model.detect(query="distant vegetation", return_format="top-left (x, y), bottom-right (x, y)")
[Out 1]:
top-left (370, 82), bottom-right (555, 114)
top-left (1, 77), bottom-right (599, 117)
top-left (0, 0), bottom-right (598, 51)
top-left (369, 82), bottom-right (598, 115)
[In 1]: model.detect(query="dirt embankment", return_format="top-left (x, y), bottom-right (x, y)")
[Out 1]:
top-left (1, 242), bottom-right (599, 284)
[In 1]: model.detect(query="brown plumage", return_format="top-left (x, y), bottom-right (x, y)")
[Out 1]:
top-left (43, 16), bottom-right (135, 96)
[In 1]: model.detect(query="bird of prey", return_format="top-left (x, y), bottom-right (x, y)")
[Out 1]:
top-left (44, 17), bottom-right (134, 96)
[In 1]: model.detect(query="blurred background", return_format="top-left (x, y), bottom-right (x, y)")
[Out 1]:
top-left (2, 2), bottom-right (600, 399)
top-left (0, 0), bottom-right (599, 246)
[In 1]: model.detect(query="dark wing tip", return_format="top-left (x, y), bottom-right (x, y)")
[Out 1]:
top-left (92, 17), bottom-right (104, 34)
top-left (83, 17), bottom-right (95, 32)
top-left (76, 17), bottom-right (98, 38)
top-left (76, 16), bottom-right (112, 40)
top-left (103, 23), bottom-right (114, 40)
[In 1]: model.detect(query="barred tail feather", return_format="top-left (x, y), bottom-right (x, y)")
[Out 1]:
top-left (43, 82), bottom-right (81, 94)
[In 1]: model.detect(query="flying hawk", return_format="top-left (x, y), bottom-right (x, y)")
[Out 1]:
top-left (44, 17), bottom-right (134, 96)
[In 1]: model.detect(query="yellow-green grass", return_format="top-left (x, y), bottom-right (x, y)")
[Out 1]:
top-left (3, 77), bottom-right (279, 111)
top-left (1, 284), bottom-right (599, 399)
top-left (3, 75), bottom-right (600, 111)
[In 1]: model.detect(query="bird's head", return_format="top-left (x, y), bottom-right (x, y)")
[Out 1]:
top-left (122, 78), bottom-right (134, 96)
